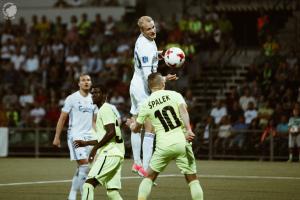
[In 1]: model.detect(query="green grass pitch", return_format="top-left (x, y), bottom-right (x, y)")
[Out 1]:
top-left (0, 158), bottom-right (300, 200)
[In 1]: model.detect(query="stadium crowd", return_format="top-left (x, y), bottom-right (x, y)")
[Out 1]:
top-left (0, 10), bottom-right (299, 158)
top-left (0, 10), bottom-right (232, 128)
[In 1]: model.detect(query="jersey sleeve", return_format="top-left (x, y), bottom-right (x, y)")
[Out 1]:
top-left (110, 104), bottom-right (121, 120)
top-left (136, 102), bottom-right (149, 125)
top-left (100, 105), bottom-right (116, 126)
top-left (61, 96), bottom-right (72, 113)
top-left (175, 92), bottom-right (187, 106)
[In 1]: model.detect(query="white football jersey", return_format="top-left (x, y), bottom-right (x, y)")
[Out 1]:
top-left (62, 91), bottom-right (97, 138)
top-left (131, 34), bottom-right (158, 92)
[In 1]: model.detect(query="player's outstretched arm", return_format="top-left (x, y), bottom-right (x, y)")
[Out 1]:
top-left (53, 112), bottom-right (68, 148)
top-left (88, 123), bottom-right (116, 163)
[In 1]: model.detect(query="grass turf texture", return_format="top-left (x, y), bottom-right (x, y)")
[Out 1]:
top-left (0, 159), bottom-right (300, 200)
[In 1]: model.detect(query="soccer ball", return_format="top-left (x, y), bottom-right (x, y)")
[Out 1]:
top-left (164, 47), bottom-right (185, 68)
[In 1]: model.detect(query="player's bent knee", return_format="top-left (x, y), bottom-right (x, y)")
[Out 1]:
top-left (86, 178), bottom-right (99, 187)
top-left (107, 189), bottom-right (122, 200)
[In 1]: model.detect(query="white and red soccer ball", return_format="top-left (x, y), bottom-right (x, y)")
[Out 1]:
top-left (164, 47), bottom-right (185, 68)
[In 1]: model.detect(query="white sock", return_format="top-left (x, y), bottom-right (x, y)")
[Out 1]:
top-left (289, 153), bottom-right (293, 160)
top-left (131, 133), bottom-right (142, 166)
top-left (68, 168), bottom-right (79, 200)
top-left (142, 132), bottom-right (154, 170)
top-left (78, 164), bottom-right (89, 194)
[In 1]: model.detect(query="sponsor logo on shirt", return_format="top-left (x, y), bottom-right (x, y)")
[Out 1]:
top-left (142, 56), bottom-right (148, 63)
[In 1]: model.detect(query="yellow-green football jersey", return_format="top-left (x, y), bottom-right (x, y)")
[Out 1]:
top-left (136, 90), bottom-right (187, 149)
top-left (95, 103), bottom-right (124, 158)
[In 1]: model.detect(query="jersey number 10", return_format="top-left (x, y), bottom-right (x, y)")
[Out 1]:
top-left (154, 106), bottom-right (181, 132)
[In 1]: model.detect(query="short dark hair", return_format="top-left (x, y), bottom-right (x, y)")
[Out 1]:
top-left (92, 84), bottom-right (108, 95)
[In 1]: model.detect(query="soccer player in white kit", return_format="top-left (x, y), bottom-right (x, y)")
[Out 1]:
top-left (53, 74), bottom-right (98, 200)
top-left (130, 16), bottom-right (177, 176)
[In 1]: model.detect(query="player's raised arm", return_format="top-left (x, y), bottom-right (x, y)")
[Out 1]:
top-left (53, 111), bottom-right (68, 148)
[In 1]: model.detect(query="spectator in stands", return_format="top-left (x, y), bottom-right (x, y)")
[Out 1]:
top-left (229, 115), bottom-right (248, 150)
top-left (210, 99), bottom-right (227, 126)
top-left (286, 49), bottom-right (298, 70)
top-left (29, 102), bottom-right (46, 127)
top-left (263, 34), bottom-right (279, 57)
top-left (275, 61), bottom-right (289, 86)
top-left (6, 104), bottom-right (19, 127)
top-left (19, 87), bottom-right (34, 107)
top-left (78, 13), bottom-right (91, 38)
top-left (10, 47), bottom-right (25, 71)
top-left (239, 87), bottom-right (257, 111)
top-left (45, 102), bottom-right (60, 127)
top-left (258, 99), bottom-right (274, 129)
top-left (65, 15), bottom-right (79, 45)
top-left (36, 15), bottom-right (51, 42)
top-left (104, 15), bottom-right (115, 36)
top-left (287, 108), bottom-right (300, 162)
top-left (244, 101), bottom-right (258, 126)
top-left (261, 62), bottom-right (274, 92)
top-left (275, 115), bottom-right (288, 156)
top-left (23, 49), bottom-right (39, 74)
top-left (228, 100), bottom-right (243, 124)
top-left (214, 115), bottom-right (231, 154)
top-left (2, 88), bottom-right (18, 109)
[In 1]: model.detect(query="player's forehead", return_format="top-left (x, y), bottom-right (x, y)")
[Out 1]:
top-left (143, 20), bottom-right (155, 30)
top-left (79, 75), bottom-right (91, 81)
top-left (91, 87), bottom-right (101, 94)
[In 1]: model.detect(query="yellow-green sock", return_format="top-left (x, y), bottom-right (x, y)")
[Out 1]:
top-left (138, 178), bottom-right (153, 200)
top-left (81, 183), bottom-right (94, 200)
top-left (107, 190), bottom-right (123, 200)
top-left (189, 180), bottom-right (203, 200)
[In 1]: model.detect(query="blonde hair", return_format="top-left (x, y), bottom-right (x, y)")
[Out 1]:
top-left (137, 16), bottom-right (153, 29)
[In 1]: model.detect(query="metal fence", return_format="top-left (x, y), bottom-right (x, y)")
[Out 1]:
top-left (7, 127), bottom-right (289, 161)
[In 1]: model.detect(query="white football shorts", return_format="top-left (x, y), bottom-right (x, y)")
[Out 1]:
top-left (129, 83), bottom-right (149, 115)
top-left (67, 135), bottom-right (93, 161)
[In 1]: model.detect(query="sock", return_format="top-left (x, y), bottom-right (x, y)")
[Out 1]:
top-left (107, 190), bottom-right (123, 200)
top-left (138, 178), bottom-right (153, 200)
top-left (289, 153), bottom-right (293, 160)
top-left (68, 168), bottom-right (79, 200)
top-left (131, 133), bottom-right (142, 166)
top-left (142, 132), bottom-right (154, 170)
top-left (189, 180), bottom-right (203, 200)
top-left (81, 183), bottom-right (94, 200)
top-left (78, 164), bottom-right (89, 194)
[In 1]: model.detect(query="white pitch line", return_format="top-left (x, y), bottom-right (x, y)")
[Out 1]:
top-left (0, 174), bottom-right (300, 187)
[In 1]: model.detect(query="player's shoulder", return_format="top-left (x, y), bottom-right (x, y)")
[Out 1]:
top-left (165, 90), bottom-right (182, 97)
top-left (136, 34), bottom-right (151, 48)
top-left (99, 102), bottom-right (114, 113)
top-left (65, 91), bottom-right (79, 101)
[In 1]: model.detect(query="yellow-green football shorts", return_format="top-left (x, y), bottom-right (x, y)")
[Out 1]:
top-left (88, 155), bottom-right (123, 189)
top-left (150, 143), bottom-right (197, 174)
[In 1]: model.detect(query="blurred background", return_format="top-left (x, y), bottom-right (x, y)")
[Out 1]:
top-left (0, 0), bottom-right (299, 161)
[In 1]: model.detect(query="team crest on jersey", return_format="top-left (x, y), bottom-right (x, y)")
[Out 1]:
top-left (142, 56), bottom-right (148, 63)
